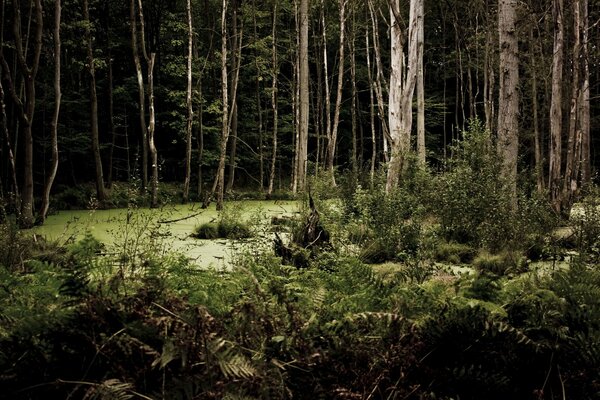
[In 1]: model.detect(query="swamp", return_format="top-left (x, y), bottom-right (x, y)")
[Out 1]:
top-left (2, 0), bottom-right (600, 398)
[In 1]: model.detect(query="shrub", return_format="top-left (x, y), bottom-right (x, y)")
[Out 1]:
top-left (193, 206), bottom-right (253, 240)
top-left (472, 251), bottom-right (526, 276)
top-left (433, 119), bottom-right (556, 252)
top-left (571, 187), bottom-right (600, 262)
top-left (193, 222), bottom-right (220, 239)
top-left (434, 241), bottom-right (477, 264)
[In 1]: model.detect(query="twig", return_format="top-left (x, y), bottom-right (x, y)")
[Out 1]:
top-left (157, 210), bottom-right (204, 224)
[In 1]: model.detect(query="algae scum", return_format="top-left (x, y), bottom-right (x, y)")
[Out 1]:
top-left (32, 200), bottom-right (299, 268)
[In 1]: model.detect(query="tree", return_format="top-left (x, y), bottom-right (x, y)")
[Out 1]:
top-left (497, 0), bottom-right (519, 203)
top-left (130, 0), bottom-right (148, 191)
top-left (416, 0), bottom-right (425, 164)
top-left (131, 0), bottom-right (158, 207)
top-left (293, 0), bottom-right (309, 194)
top-left (0, 0), bottom-right (43, 227)
top-left (39, 0), bottom-right (62, 222)
top-left (325, 0), bottom-right (347, 184)
top-left (549, 0), bottom-right (564, 212)
top-left (212, 0), bottom-right (231, 210)
top-left (267, 0), bottom-right (279, 199)
top-left (183, 0), bottom-right (194, 203)
top-left (386, 0), bottom-right (423, 192)
top-left (84, 0), bottom-right (107, 203)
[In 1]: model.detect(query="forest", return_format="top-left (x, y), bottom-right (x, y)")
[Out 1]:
top-left (2, 0), bottom-right (600, 399)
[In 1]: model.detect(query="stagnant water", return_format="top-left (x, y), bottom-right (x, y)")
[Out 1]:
top-left (32, 200), bottom-right (299, 268)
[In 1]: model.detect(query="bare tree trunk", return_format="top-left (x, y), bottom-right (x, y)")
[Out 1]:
top-left (253, 0), bottom-right (264, 191)
top-left (183, 0), bottom-right (194, 203)
top-left (528, 25), bottom-right (543, 193)
top-left (497, 0), bottom-right (519, 203)
top-left (267, 2), bottom-right (279, 199)
top-left (196, 71), bottom-right (204, 199)
top-left (134, 0), bottom-right (158, 207)
top-left (563, 0), bottom-right (583, 210)
top-left (130, 0), bottom-right (148, 190)
top-left (386, 0), bottom-right (423, 192)
top-left (136, 0), bottom-right (158, 207)
top-left (84, 0), bottom-right (107, 203)
top-left (227, 0), bottom-right (242, 192)
top-left (483, 29), bottom-right (495, 134)
top-left (0, 80), bottom-right (19, 216)
top-left (107, 54), bottom-right (115, 188)
top-left (349, 6), bottom-right (358, 173)
top-left (367, 0), bottom-right (390, 162)
top-left (294, 0), bottom-right (309, 194)
top-left (326, 0), bottom-right (347, 184)
top-left (549, 0), bottom-right (564, 212)
top-left (320, 0), bottom-right (331, 176)
top-left (147, 53), bottom-right (158, 207)
top-left (0, 0), bottom-right (43, 227)
top-left (39, 0), bottom-right (61, 222)
top-left (416, 1), bottom-right (425, 164)
top-left (365, 21), bottom-right (376, 183)
top-left (580, 0), bottom-right (590, 185)
top-left (212, 0), bottom-right (230, 210)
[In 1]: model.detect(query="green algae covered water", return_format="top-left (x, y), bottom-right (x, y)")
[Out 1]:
top-left (31, 200), bottom-right (299, 268)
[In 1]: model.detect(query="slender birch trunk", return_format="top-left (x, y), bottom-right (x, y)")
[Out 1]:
top-left (39, 0), bottom-right (61, 222)
top-left (183, 0), bottom-right (194, 203)
top-left (84, 0), bottom-right (107, 203)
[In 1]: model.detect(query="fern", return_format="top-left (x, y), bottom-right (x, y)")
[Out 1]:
top-left (210, 338), bottom-right (256, 380)
top-left (81, 379), bottom-right (135, 400)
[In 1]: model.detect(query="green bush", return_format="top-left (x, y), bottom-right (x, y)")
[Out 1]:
top-left (193, 222), bottom-right (220, 239)
top-left (472, 251), bottom-right (526, 276)
top-left (193, 206), bottom-right (253, 240)
top-left (433, 119), bottom-right (556, 251)
top-left (434, 241), bottom-right (477, 264)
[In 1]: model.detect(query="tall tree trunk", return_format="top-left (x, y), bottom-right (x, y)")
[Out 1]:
top-left (130, 0), bottom-right (148, 190)
top-left (529, 25), bottom-right (543, 193)
top-left (549, 0), bottom-right (564, 212)
top-left (416, 1), bottom-right (425, 163)
top-left (294, 0), bottom-right (309, 194)
top-left (0, 79), bottom-right (19, 217)
top-left (196, 71), bottom-right (204, 199)
top-left (267, 2), bottom-right (279, 199)
top-left (227, 0), bottom-right (242, 192)
top-left (580, 0), bottom-right (590, 185)
top-left (325, 0), bottom-right (347, 185)
top-left (320, 0), bottom-right (331, 177)
top-left (135, 0), bottom-right (158, 207)
top-left (367, 0), bottom-right (390, 162)
top-left (563, 0), bottom-right (583, 210)
top-left (183, 0), bottom-right (194, 203)
top-left (386, 0), bottom-right (423, 192)
top-left (349, 6), bottom-right (358, 173)
top-left (39, 0), bottom-right (61, 222)
top-left (147, 53), bottom-right (158, 207)
top-left (253, 0), bottom-right (264, 191)
top-left (483, 29), bottom-right (495, 134)
top-left (107, 54), bottom-right (116, 188)
top-left (211, 0), bottom-right (230, 210)
top-left (84, 0), bottom-right (107, 203)
top-left (497, 0), bottom-right (519, 203)
top-left (0, 0), bottom-right (43, 227)
top-left (365, 21), bottom-right (376, 183)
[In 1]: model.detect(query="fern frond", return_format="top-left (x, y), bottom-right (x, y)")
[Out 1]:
top-left (81, 379), bottom-right (134, 400)
top-left (209, 338), bottom-right (256, 380)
